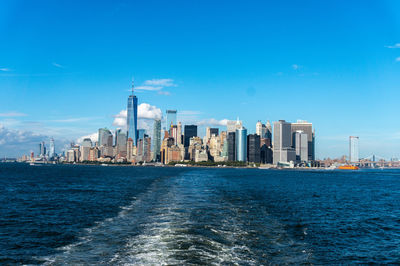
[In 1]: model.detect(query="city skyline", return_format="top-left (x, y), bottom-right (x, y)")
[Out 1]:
top-left (1, 1), bottom-right (400, 159)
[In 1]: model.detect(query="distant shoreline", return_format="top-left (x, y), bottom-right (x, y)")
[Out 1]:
top-left (5, 161), bottom-right (400, 170)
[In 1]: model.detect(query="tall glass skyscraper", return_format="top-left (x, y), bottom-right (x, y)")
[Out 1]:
top-left (349, 136), bottom-right (359, 162)
top-left (127, 81), bottom-right (138, 146)
top-left (49, 138), bottom-right (55, 158)
top-left (235, 127), bottom-right (247, 162)
top-left (166, 110), bottom-right (177, 131)
top-left (39, 141), bottom-right (46, 157)
top-left (152, 119), bottom-right (161, 161)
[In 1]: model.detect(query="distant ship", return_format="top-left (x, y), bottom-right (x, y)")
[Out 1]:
top-left (337, 165), bottom-right (359, 170)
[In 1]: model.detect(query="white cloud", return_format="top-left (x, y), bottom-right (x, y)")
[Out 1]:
top-left (396, 57), bottom-right (400, 62)
top-left (158, 91), bottom-right (170, 96)
top-left (385, 43), bottom-right (400, 49)
top-left (180, 110), bottom-right (203, 116)
top-left (144, 78), bottom-right (176, 87)
top-left (0, 124), bottom-right (69, 157)
top-left (76, 132), bottom-right (98, 144)
top-left (0, 112), bottom-right (27, 117)
top-left (50, 117), bottom-right (98, 123)
top-left (112, 103), bottom-right (162, 128)
top-left (113, 110), bottom-right (127, 128)
top-left (135, 85), bottom-right (162, 91)
top-left (139, 103), bottom-right (162, 120)
top-left (52, 62), bottom-right (64, 68)
top-left (0, 67), bottom-right (10, 72)
top-left (292, 64), bottom-right (300, 70)
top-left (134, 78), bottom-right (176, 95)
top-left (196, 118), bottom-right (229, 126)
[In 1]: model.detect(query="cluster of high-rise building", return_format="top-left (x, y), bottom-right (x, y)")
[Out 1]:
top-left (22, 81), bottom-right (318, 166)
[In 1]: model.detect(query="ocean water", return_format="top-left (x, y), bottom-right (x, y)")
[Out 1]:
top-left (0, 164), bottom-right (399, 265)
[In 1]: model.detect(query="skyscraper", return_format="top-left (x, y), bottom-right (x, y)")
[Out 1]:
top-left (291, 120), bottom-right (315, 161)
top-left (256, 121), bottom-right (266, 138)
top-left (177, 122), bottom-right (182, 145)
top-left (273, 120), bottom-right (295, 164)
top-left (152, 119), bottom-right (162, 161)
top-left (115, 129), bottom-right (127, 157)
top-left (265, 120), bottom-right (272, 141)
top-left (127, 138), bottom-right (134, 162)
top-left (227, 119), bottom-right (242, 133)
top-left (247, 134), bottom-right (260, 163)
top-left (39, 141), bottom-right (46, 157)
top-left (349, 136), bottom-right (359, 163)
top-left (80, 139), bottom-right (92, 162)
top-left (49, 138), bottom-right (55, 158)
top-left (227, 132), bottom-right (236, 161)
top-left (98, 128), bottom-right (112, 146)
top-left (137, 129), bottom-right (146, 141)
top-left (82, 138), bottom-right (92, 147)
top-left (166, 110), bottom-right (177, 131)
top-left (184, 125), bottom-right (197, 147)
top-left (294, 130), bottom-right (308, 162)
top-left (171, 125), bottom-right (178, 145)
top-left (127, 80), bottom-right (138, 146)
top-left (235, 127), bottom-right (247, 162)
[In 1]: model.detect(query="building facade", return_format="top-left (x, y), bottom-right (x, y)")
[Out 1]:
top-left (294, 130), bottom-right (308, 162)
top-left (49, 138), bottom-right (55, 158)
top-left (98, 128), bottom-right (112, 147)
top-left (115, 129), bottom-right (127, 158)
top-left (349, 136), bottom-right (359, 162)
top-left (235, 127), bottom-right (247, 162)
top-left (152, 119), bottom-right (161, 161)
top-left (273, 120), bottom-right (295, 164)
top-left (227, 119), bottom-right (242, 133)
top-left (291, 120), bottom-right (315, 161)
top-left (166, 110), bottom-right (177, 131)
top-left (227, 132), bottom-right (236, 161)
top-left (247, 134), bottom-right (261, 163)
top-left (184, 125), bottom-right (197, 147)
top-left (127, 81), bottom-right (138, 146)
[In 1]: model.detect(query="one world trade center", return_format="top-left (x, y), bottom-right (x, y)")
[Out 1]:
top-left (127, 80), bottom-right (138, 146)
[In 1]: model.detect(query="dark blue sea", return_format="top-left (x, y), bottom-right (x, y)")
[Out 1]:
top-left (0, 163), bottom-right (399, 265)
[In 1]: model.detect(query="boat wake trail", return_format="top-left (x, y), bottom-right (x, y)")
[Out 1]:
top-left (41, 170), bottom-right (312, 265)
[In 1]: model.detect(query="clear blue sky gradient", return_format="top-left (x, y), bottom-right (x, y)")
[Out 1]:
top-left (1, 0), bottom-right (400, 158)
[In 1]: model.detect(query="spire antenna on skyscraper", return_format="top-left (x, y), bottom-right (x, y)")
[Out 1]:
top-left (132, 77), bottom-right (135, 95)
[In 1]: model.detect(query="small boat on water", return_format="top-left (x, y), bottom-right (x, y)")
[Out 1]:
top-left (337, 165), bottom-right (359, 170)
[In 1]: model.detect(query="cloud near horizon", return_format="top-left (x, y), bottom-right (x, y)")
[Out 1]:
top-left (0, 124), bottom-right (70, 157)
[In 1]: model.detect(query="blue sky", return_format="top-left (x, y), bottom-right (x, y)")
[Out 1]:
top-left (1, 0), bottom-right (400, 159)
